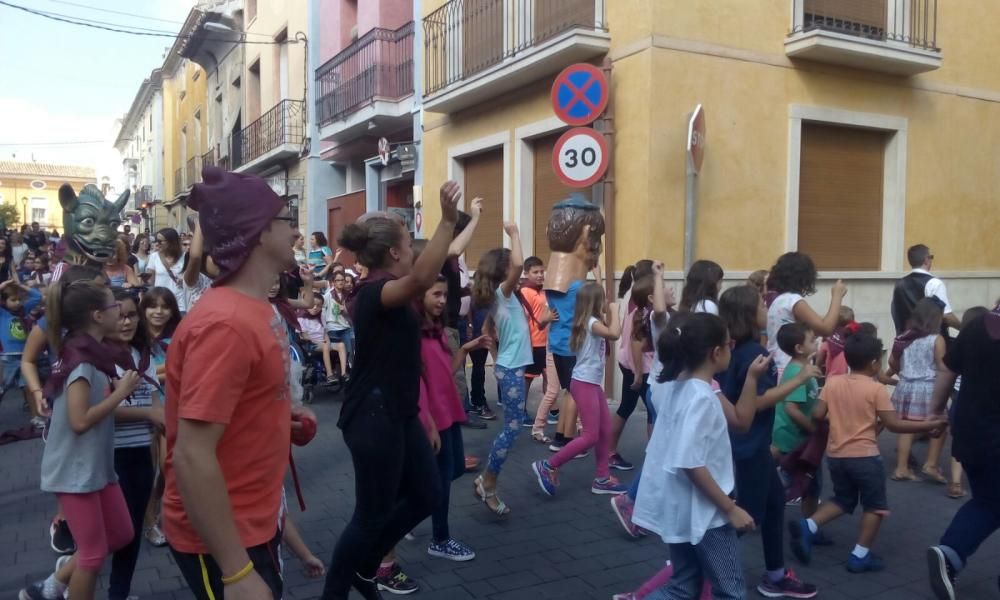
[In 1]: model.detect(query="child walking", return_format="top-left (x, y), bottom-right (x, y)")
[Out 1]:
top-left (519, 256), bottom-right (556, 432)
top-left (531, 282), bottom-right (628, 496)
top-left (815, 307), bottom-right (856, 378)
top-left (790, 333), bottom-right (947, 572)
top-left (718, 284), bottom-right (819, 598)
top-left (885, 298), bottom-right (949, 483)
top-left (471, 222), bottom-right (529, 517)
top-left (632, 313), bottom-right (760, 599)
top-left (609, 274), bottom-right (655, 470)
top-left (771, 323), bottom-right (824, 519)
top-left (417, 277), bottom-right (492, 561)
top-left (20, 279), bottom-right (140, 600)
top-left (107, 288), bottom-right (163, 600)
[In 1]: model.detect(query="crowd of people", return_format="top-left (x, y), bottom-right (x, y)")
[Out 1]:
top-left (6, 168), bottom-right (998, 600)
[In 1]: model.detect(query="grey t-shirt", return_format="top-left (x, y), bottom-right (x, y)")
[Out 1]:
top-left (572, 317), bottom-right (606, 386)
top-left (41, 363), bottom-right (118, 493)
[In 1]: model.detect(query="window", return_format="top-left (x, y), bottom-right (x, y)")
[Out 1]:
top-left (246, 0), bottom-right (257, 23)
top-left (248, 59), bottom-right (261, 122)
top-left (463, 149), bottom-right (504, 268)
top-left (532, 132), bottom-right (591, 256)
top-left (274, 29), bottom-right (289, 101)
top-left (798, 122), bottom-right (886, 271)
top-left (31, 208), bottom-right (45, 223)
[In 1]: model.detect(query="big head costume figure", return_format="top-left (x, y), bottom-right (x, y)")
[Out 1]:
top-left (58, 183), bottom-right (129, 265)
top-left (544, 193), bottom-right (605, 293)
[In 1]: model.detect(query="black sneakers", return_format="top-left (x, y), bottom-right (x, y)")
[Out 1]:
top-left (49, 519), bottom-right (75, 555)
top-left (927, 546), bottom-right (957, 600)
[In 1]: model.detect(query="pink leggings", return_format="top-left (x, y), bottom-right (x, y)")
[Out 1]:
top-left (549, 379), bottom-right (611, 478)
top-left (57, 483), bottom-right (133, 570)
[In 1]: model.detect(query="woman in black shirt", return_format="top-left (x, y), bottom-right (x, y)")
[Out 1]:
top-left (321, 182), bottom-right (462, 600)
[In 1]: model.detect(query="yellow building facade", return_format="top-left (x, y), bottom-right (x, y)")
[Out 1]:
top-left (0, 162), bottom-right (96, 230)
top-left (419, 0), bottom-right (1000, 332)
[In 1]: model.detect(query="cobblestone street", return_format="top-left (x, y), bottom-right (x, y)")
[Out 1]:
top-left (2, 381), bottom-right (998, 599)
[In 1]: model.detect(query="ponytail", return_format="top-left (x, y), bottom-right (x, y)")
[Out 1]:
top-left (656, 312), bottom-right (728, 383)
top-left (618, 265), bottom-right (636, 299)
top-left (46, 279), bottom-right (109, 355)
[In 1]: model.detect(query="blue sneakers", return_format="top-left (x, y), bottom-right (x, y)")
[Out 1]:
top-left (788, 519), bottom-right (814, 565)
top-left (591, 476), bottom-right (629, 495)
top-left (532, 460), bottom-right (559, 496)
top-left (427, 538), bottom-right (476, 562)
top-left (847, 552), bottom-right (885, 573)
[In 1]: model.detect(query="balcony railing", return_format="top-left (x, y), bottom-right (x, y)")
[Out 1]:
top-left (316, 22), bottom-right (415, 126)
top-left (186, 156), bottom-right (201, 186)
top-left (791, 0), bottom-right (938, 51)
top-left (232, 99), bottom-right (305, 169)
top-left (202, 145), bottom-right (231, 172)
top-left (174, 168), bottom-right (183, 193)
top-left (424, 0), bottom-right (605, 96)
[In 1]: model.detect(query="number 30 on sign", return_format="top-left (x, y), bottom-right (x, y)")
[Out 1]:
top-left (552, 127), bottom-right (609, 188)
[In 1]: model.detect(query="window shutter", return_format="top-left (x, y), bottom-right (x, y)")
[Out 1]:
top-left (798, 123), bottom-right (885, 271)
top-left (463, 149), bottom-right (504, 268)
top-left (533, 132), bottom-right (592, 258)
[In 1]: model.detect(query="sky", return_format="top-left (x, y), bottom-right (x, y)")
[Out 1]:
top-left (0, 0), bottom-right (195, 178)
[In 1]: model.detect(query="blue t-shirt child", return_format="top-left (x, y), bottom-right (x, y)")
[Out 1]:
top-left (718, 340), bottom-right (778, 460)
top-left (546, 280), bottom-right (583, 357)
top-left (0, 288), bottom-right (42, 356)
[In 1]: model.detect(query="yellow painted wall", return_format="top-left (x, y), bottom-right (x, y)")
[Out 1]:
top-left (0, 176), bottom-right (94, 229)
top-left (245, 0), bottom-right (308, 112)
top-left (419, 0), bottom-right (1000, 272)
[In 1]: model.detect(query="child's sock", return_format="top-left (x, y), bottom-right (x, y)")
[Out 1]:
top-left (766, 568), bottom-right (786, 583)
top-left (43, 574), bottom-right (67, 599)
top-left (553, 432), bottom-right (566, 443)
top-left (376, 561), bottom-right (395, 578)
top-left (805, 518), bottom-right (818, 534)
top-left (852, 544), bottom-right (870, 559)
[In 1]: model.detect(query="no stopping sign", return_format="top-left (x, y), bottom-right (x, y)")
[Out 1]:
top-left (552, 127), bottom-right (609, 188)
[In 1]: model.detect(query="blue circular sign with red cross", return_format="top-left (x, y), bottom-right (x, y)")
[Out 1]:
top-left (551, 63), bottom-right (608, 126)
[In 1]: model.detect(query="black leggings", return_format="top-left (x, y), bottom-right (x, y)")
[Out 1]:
top-left (108, 445), bottom-right (155, 600)
top-left (321, 400), bottom-right (440, 599)
top-left (171, 529), bottom-right (283, 600)
top-left (734, 446), bottom-right (786, 571)
top-left (617, 365), bottom-right (649, 420)
top-left (469, 348), bottom-right (489, 408)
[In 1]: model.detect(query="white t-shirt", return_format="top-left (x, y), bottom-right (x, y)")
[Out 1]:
top-left (633, 378), bottom-right (734, 545)
top-left (572, 316), bottom-right (605, 385)
top-left (693, 299), bottom-right (719, 316)
top-left (911, 268), bottom-right (953, 314)
top-left (146, 252), bottom-right (186, 312)
top-left (767, 292), bottom-right (804, 372)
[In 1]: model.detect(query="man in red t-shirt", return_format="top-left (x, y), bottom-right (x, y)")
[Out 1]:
top-left (163, 167), bottom-right (300, 600)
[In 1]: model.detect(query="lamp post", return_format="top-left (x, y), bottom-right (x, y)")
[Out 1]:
top-left (20, 197), bottom-right (27, 226)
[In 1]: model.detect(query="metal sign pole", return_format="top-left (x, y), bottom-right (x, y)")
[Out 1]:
top-left (683, 161), bottom-right (696, 273)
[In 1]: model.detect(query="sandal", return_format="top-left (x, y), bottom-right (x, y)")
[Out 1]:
top-left (890, 471), bottom-right (916, 481)
top-left (946, 482), bottom-right (966, 499)
top-left (531, 430), bottom-right (552, 444)
top-left (922, 466), bottom-right (947, 484)
top-left (473, 475), bottom-right (510, 517)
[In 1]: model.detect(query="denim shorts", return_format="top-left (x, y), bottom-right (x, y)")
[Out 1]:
top-left (827, 455), bottom-right (889, 515)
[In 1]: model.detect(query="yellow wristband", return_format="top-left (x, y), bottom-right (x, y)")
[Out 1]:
top-left (221, 560), bottom-right (254, 585)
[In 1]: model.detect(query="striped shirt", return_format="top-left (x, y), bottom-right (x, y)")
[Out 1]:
top-left (113, 348), bottom-right (160, 449)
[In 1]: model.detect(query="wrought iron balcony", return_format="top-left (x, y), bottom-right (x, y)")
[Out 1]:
top-left (202, 145), bottom-right (231, 172)
top-left (316, 22), bottom-right (415, 126)
top-left (423, 0), bottom-right (608, 112)
top-left (186, 156), bottom-right (201, 186)
top-left (786, 0), bottom-right (941, 75)
top-left (232, 99), bottom-right (305, 172)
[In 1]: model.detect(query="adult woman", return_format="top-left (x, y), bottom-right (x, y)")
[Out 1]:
top-left (293, 231), bottom-right (309, 267)
top-left (145, 228), bottom-right (186, 313)
top-left (104, 240), bottom-right (140, 288)
top-left (131, 235), bottom-right (151, 275)
top-left (308, 232), bottom-right (336, 278)
top-left (320, 182), bottom-right (461, 600)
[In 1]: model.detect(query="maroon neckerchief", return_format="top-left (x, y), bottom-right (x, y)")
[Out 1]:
top-left (764, 290), bottom-right (779, 308)
top-left (44, 333), bottom-right (122, 398)
top-left (891, 328), bottom-right (928, 364)
top-left (270, 297), bottom-right (301, 333)
top-left (347, 270), bottom-right (396, 320)
top-left (106, 341), bottom-right (160, 393)
top-left (827, 321), bottom-right (860, 363)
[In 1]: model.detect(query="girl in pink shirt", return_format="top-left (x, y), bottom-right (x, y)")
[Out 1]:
top-left (417, 276), bottom-right (492, 562)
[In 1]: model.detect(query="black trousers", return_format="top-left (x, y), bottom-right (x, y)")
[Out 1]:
top-left (734, 445), bottom-right (786, 571)
top-left (321, 399), bottom-right (441, 599)
top-left (108, 445), bottom-right (155, 600)
top-left (171, 529), bottom-right (283, 600)
top-left (468, 348), bottom-right (489, 408)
